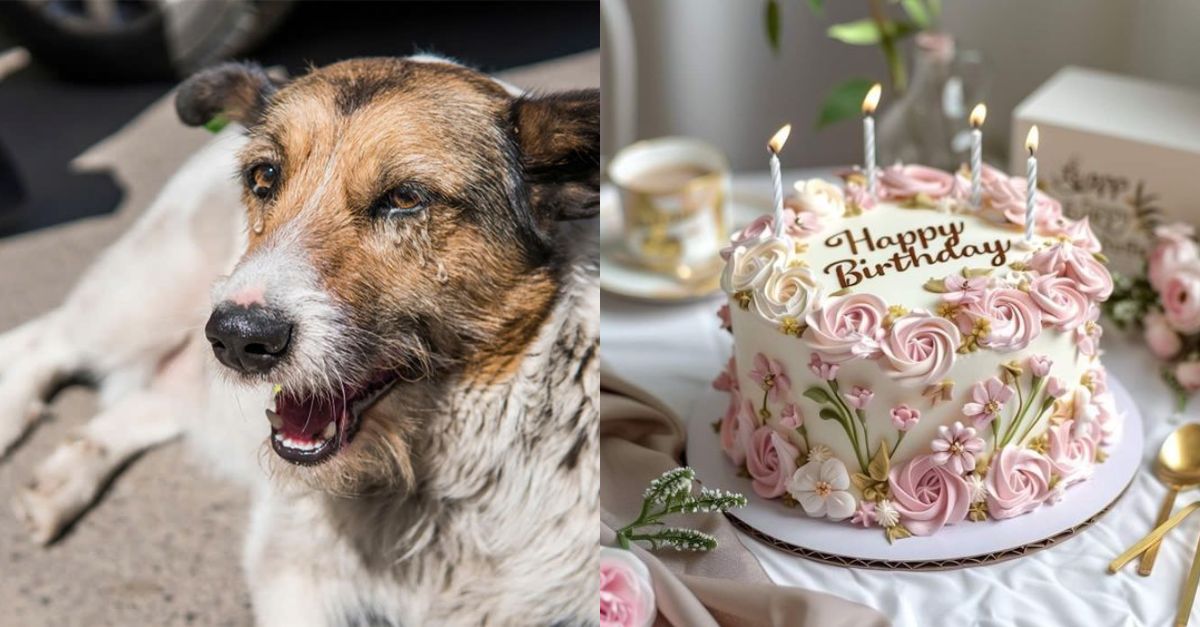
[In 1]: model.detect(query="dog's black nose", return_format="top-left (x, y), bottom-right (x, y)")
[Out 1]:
top-left (205, 304), bottom-right (293, 375)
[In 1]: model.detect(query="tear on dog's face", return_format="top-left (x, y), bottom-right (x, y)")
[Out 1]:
top-left (176, 58), bottom-right (598, 496)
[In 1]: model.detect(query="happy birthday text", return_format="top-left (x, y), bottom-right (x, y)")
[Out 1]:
top-left (821, 222), bottom-right (1011, 289)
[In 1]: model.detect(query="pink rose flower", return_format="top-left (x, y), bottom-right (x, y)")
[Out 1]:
top-left (717, 303), bottom-right (732, 332)
top-left (843, 386), bottom-right (875, 410)
top-left (746, 425), bottom-right (800, 498)
top-left (1161, 262), bottom-right (1200, 334)
top-left (1047, 419), bottom-right (1098, 487)
top-left (1045, 377), bottom-right (1068, 398)
top-left (957, 288), bottom-right (1042, 351)
top-left (942, 274), bottom-right (989, 305)
top-left (880, 313), bottom-right (961, 385)
top-left (888, 454), bottom-right (971, 536)
top-left (749, 353), bottom-right (791, 404)
top-left (875, 164), bottom-right (958, 201)
top-left (962, 376), bottom-right (1014, 429)
top-left (600, 547), bottom-right (656, 627)
top-left (1058, 217), bottom-right (1103, 253)
top-left (1028, 242), bottom-right (1113, 301)
top-left (720, 397), bottom-right (755, 466)
top-left (808, 352), bottom-right (839, 380)
top-left (930, 421), bottom-right (985, 475)
top-left (1149, 223), bottom-right (1199, 291)
top-left (985, 446), bottom-right (1054, 519)
top-left (805, 293), bottom-right (888, 362)
top-left (1027, 274), bottom-right (1090, 332)
top-left (890, 404), bottom-right (921, 431)
top-left (712, 356), bottom-right (738, 393)
top-left (851, 500), bottom-right (877, 528)
top-left (1145, 311), bottom-right (1183, 359)
top-left (778, 403), bottom-right (804, 430)
top-left (721, 208), bottom-right (817, 260)
top-left (1176, 360), bottom-right (1200, 391)
top-left (1026, 355), bottom-right (1052, 378)
top-left (1075, 305), bottom-right (1103, 357)
top-left (975, 164), bottom-right (1063, 230)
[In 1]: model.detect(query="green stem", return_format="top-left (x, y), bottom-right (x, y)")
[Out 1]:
top-left (1003, 377), bottom-right (1044, 448)
top-left (890, 430), bottom-right (907, 458)
top-left (991, 418), bottom-right (1001, 452)
top-left (1016, 397), bottom-right (1057, 446)
top-left (867, 0), bottom-right (907, 95)
top-left (797, 424), bottom-right (811, 455)
top-left (857, 408), bottom-right (872, 458)
top-left (828, 380), bottom-right (869, 470)
top-left (760, 389), bottom-right (770, 424)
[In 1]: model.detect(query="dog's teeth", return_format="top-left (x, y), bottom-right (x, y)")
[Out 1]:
top-left (266, 410), bottom-right (283, 430)
top-left (322, 422), bottom-right (336, 440)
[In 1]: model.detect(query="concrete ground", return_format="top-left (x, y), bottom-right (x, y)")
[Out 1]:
top-left (0, 51), bottom-right (598, 626)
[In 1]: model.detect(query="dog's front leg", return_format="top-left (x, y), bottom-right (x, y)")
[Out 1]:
top-left (11, 385), bottom-right (187, 543)
top-left (243, 499), bottom-right (341, 627)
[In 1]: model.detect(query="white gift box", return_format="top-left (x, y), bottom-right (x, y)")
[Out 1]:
top-left (1011, 66), bottom-right (1200, 275)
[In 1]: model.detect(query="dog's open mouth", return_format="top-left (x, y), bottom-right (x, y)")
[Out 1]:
top-left (266, 376), bottom-right (398, 465)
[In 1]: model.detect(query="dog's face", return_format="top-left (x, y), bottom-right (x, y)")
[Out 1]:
top-left (176, 58), bottom-right (597, 494)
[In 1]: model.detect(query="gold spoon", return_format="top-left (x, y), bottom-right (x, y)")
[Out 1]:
top-left (1140, 424), bottom-right (1200, 575)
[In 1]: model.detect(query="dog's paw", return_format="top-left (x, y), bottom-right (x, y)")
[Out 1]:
top-left (11, 436), bottom-right (108, 543)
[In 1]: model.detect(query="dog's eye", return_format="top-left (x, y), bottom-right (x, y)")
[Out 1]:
top-left (374, 186), bottom-right (426, 219)
top-left (246, 163), bottom-right (279, 200)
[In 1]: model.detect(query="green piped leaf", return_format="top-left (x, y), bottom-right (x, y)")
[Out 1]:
top-left (804, 386), bottom-right (834, 405)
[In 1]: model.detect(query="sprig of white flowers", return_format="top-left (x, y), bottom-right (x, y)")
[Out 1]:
top-left (617, 467), bottom-right (747, 552)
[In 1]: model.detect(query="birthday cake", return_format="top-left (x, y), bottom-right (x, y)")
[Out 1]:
top-left (713, 164), bottom-right (1120, 541)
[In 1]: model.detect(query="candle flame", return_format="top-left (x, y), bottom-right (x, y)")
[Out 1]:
top-left (1025, 125), bottom-right (1039, 154)
top-left (969, 103), bottom-right (987, 128)
top-left (768, 124), bottom-right (792, 154)
top-left (862, 83), bottom-right (882, 115)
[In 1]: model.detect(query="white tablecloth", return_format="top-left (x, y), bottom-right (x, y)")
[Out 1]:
top-left (602, 170), bottom-right (1193, 627)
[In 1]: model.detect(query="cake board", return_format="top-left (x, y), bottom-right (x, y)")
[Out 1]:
top-left (685, 376), bottom-right (1144, 570)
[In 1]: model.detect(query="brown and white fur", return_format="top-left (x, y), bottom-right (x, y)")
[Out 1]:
top-left (1, 57), bottom-right (599, 626)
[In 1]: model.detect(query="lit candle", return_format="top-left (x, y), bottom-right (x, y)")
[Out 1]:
top-left (862, 83), bottom-right (881, 196)
top-left (1024, 125), bottom-right (1039, 242)
top-left (969, 103), bottom-right (986, 208)
top-left (768, 124), bottom-right (792, 238)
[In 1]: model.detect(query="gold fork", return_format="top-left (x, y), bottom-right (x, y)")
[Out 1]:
top-left (1110, 501), bottom-right (1200, 626)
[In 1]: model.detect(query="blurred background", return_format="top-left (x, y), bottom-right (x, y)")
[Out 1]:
top-left (0, 0), bottom-right (599, 236)
top-left (601, 0), bottom-right (1200, 170)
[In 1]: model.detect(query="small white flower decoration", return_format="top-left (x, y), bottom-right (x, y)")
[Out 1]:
top-left (966, 473), bottom-right (987, 504)
top-left (876, 499), bottom-right (901, 528)
top-left (787, 459), bottom-right (856, 521)
top-left (805, 444), bottom-right (834, 464)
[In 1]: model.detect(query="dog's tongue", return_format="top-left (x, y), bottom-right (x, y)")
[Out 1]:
top-left (273, 393), bottom-right (345, 441)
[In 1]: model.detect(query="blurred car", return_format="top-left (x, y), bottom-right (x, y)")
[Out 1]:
top-left (0, 0), bottom-right (293, 81)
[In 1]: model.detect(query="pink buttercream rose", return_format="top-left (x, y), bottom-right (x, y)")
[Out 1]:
top-left (720, 398), bottom-right (756, 466)
top-left (1027, 274), bottom-right (1090, 332)
top-left (975, 164), bottom-right (1063, 230)
top-left (880, 313), bottom-right (961, 385)
top-left (875, 164), bottom-right (958, 202)
top-left (1058, 217), bottom-right (1103, 253)
top-left (1028, 242), bottom-right (1113, 301)
top-left (985, 446), bottom-right (1054, 519)
top-left (1149, 223), bottom-right (1199, 291)
top-left (1144, 311), bottom-right (1183, 359)
top-left (600, 547), bottom-right (656, 627)
top-left (981, 165), bottom-right (1063, 229)
top-left (887, 454), bottom-right (971, 536)
top-left (841, 178), bottom-right (877, 211)
top-left (1175, 360), bottom-right (1200, 392)
top-left (721, 208), bottom-right (820, 260)
top-left (957, 288), bottom-right (1042, 351)
top-left (746, 425), bottom-right (800, 498)
top-left (1161, 262), bottom-right (1200, 334)
top-left (804, 293), bottom-right (888, 362)
top-left (890, 404), bottom-right (921, 431)
top-left (1047, 419), bottom-right (1098, 488)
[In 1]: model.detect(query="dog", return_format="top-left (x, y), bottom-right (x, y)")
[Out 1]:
top-left (1, 56), bottom-right (599, 626)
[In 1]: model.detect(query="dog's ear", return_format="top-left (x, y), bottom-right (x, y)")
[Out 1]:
top-left (511, 89), bottom-right (600, 221)
top-left (176, 62), bottom-right (286, 128)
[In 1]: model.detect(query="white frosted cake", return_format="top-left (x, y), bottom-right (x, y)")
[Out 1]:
top-left (713, 164), bottom-right (1120, 541)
